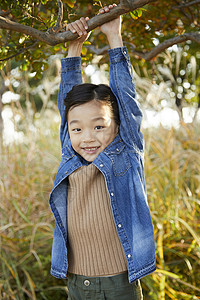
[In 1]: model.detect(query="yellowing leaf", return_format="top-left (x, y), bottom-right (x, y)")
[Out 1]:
top-left (65, 0), bottom-right (76, 8)
top-left (83, 41), bottom-right (91, 45)
top-left (137, 9), bottom-right (142, 18)
top-left (0, 254), bottom-right (16, 279)
top-left (130, 12), bottom-right (138, 20)
top-left (23, 269), bottom-right (36, 300)
top-left (81, 46), bottom-right (87, 56)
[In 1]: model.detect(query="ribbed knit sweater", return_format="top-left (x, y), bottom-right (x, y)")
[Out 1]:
top-left (67, 164), bottom-right (128, 276)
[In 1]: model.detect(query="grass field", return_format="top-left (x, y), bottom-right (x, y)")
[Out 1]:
top-left (0, 114), bottom-right (200, 299)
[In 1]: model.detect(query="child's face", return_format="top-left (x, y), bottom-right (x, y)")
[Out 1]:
top-left (68, 100), bottom-right (118, 162)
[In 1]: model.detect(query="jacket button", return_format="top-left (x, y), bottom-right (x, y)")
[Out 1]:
top-left (84, 279), bottom-right (90, 286)
top-left (128, 254), bottom-right (131, 258)
top-left (111, 192), bottom-right (114, 196)
top-left (100, 164), bottom-right (104, 167)
top-left (118, 224), bottom-right (122, 228)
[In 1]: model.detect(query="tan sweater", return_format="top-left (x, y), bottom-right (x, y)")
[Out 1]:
top-left (67, 164), bottom-right (128, 276)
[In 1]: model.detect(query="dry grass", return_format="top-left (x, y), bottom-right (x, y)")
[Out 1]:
top-left (143, 123), bottom-right (200, 299)
top-left (0, 114), bottom-right (68, 299)
top-left (0, 115), bottom-right (200, 299)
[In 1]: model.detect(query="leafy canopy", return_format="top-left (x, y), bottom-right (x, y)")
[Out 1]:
top-left (0, 0), bottom-right (199, 76)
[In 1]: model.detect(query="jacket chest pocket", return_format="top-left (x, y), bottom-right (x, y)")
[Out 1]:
top-left (109, 151), bottom-right (131, 176)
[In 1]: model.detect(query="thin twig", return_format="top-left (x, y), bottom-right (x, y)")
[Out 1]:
top-left (173, 0), bottom-right (200, 8)
top-left (173, 0), bottom-right (192, 21)
top-left (133, 32), bottom-right (200, 60)
top-left (85, 45), bottom-right (110, 55)
top-left (0, 41), bottom-right (38, 62)
top-left (53, 0), bottom-right (64, 32)
top-left (24, 12), bottom-right (49, 30)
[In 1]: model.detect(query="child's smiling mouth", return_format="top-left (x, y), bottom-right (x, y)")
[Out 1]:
top-left (82, 146), bottom-right (100, 154)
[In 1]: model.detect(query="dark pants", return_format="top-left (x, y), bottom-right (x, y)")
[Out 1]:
top-left (67, 272), bottom-right (143, 300)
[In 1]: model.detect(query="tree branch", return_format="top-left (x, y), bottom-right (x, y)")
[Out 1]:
top-left (120, 0), bottom-right (155, 10)
top-left (53, 0), bottom-right (63, 33)
top-left (86, 32), bottom-right (200, 60)
top-left (85, 45), bottom-right (110, 55)
top-left (173, 0), bottom-right (192, 22)
top-left (140, 32), bottom-right (200, 60)
top-left (0, 0), bottom-right (156, 46)
top-left (173, 0), bottom-right (200, 8)
top-left (0, 0), bottom-right (199, 62)
top-left (158, 0), bottom-right (199, 31)
top-left (0, 76), bottom-right (6, 95)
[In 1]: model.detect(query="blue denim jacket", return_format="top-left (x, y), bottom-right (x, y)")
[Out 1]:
top-left (49, 47), bottom-right (156, 283)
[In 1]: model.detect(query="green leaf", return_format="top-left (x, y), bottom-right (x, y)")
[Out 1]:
top-left (130, 8), bottom-right (146, 20)
top-left (41, 0), bottom-right (48, 4)
top-left (130, 11), bottom-right (138, 20)
top-left (81, 46), bottom-right (87, 56)
top-left (83, 41), bottom-right (91, 45)
top-left (137, 9), bottom-right (143, 18)
top-left (22, 63), bottom-right (28, 71)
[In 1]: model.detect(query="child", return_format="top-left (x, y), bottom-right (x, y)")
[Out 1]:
top-left (49, 4), bottom-right (156, 299)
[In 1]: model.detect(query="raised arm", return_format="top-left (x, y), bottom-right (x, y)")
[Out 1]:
top-left (99, 5), bottom-right (144, 151)
top-left (58, 17), bottom-right (89, 147)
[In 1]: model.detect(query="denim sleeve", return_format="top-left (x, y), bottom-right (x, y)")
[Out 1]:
top-left (58, 57), bottom-right (82, 147)
top-left (109, 47), bottom-right (144, 152)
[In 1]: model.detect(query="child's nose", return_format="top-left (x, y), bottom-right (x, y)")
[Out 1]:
top-left (82, 130), bottom-right (95, 142)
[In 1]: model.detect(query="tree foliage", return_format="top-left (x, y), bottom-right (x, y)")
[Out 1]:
top-left (0, 0), bottom-right (200, 122)
top-left (0, 0), bottom-right (199, 75)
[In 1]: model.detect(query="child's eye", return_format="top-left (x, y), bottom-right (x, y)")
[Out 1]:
top-left (95, 125), bottom-right (104, 130)
top-left (72, 128), bottom-right (81, 132)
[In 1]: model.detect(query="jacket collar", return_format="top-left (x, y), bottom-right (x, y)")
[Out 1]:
top-left (103, 134), bottom-right (125, 155)
top-left (61, 133), bottom-right (76, 161)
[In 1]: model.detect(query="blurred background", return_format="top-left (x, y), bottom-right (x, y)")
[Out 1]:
top-left (0, 0), bottom-right (200, 299)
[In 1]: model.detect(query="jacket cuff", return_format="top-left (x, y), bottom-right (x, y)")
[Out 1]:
top-left (108, 46), bottom-right (130, 63)
top-left (61, 56), bottom-right (81, 72)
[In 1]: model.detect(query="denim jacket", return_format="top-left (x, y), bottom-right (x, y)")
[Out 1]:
top-left (49, 47), bottom-right (156, 283)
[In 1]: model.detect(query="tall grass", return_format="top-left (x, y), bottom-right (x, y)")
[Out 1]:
top-left (143, 123), bottom-right (200, 299)
top-left (0, 112), bottom-right (68, 299)
top-left (0, 113), bottom-right (200, 299)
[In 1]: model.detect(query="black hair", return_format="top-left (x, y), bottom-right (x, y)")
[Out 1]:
top-left (64, 83), bottom-right (120, 126)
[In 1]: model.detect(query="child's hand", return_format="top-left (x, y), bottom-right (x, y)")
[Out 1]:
top-left (98, 4), bottom-right (120, 35)
top-left (66, 17), bottom-right (90, 43)
top-left (66, 17), bottom-right (90, 57)
top-left (98, 4), bottom-right (123, 49)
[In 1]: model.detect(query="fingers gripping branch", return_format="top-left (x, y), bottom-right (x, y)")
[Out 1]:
top-left (0, 0), bottom-right (156, 46)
